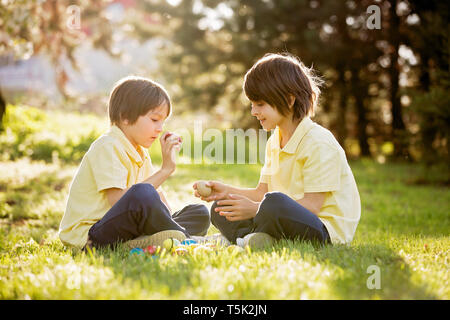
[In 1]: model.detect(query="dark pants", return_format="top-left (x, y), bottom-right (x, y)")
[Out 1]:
top-left (88, 183), bottom-right (210, 248)
top-left (211, 192), bottom-right (331, 245)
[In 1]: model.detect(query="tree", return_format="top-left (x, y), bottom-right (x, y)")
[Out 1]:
top-left (406, 0), bottom-right (450, 166)
top-left (0, 0), bottom-right (115, 130)
top-left (141, 0), bottom-right (386, 156)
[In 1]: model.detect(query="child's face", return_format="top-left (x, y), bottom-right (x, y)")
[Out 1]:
top-left (250, 100), bottom-right (284, 131)
top-left (121, 103), bottom-right (169, 149)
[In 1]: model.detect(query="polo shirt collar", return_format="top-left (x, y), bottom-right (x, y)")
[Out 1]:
top-left (274, 117), bottom-right (315, 154)
top-left (108, 125), bottom-right (149, 166)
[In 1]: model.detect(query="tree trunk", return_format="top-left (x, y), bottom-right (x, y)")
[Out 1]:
top-left (389, 0), bottom-right (409, 159)
top-left (354, 87), bottom-right (371, 157)
top-left (336, 72), bottom-right (348, 147)
top-left (0, 88), bottom-right (5, 132)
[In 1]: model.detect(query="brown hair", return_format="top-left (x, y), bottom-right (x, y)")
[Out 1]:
top-left (108, 76), bottom-right (171, 126)
top-left (243, 53), bottom-right (322, 120)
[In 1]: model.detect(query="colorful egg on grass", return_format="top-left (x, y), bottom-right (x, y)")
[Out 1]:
top-left (175, 247), bottom-right (189, 256)
top-left (205, 243), bottom-right (217, 249)
top-left (130, 248), bottom-right (145, 256)
top-left (163, 238), bottom-right (181, 251)
top-left (143, 245), bottom-right (157, 255)
top-left (181, 239), bottom-right (197, 246)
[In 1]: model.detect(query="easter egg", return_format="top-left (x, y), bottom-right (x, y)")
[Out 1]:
top-left (130, 248), bottom-right (145, 256)
top-left (163, 238), bottom-right (181, 251)
top-left (197, 181), bottom-right (212, 197)
top-left (144, 245), bottom-right (157, 255)
top-left (175, 247), bottom-right (188, 256)
top-left (181, 239), bottom-right (197, 246)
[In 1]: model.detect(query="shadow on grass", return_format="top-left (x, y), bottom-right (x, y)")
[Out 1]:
top-left (87, 244), bottom-right (199, 296)
top-left (0, 169), bottom-right (70, 223)
top-left (275, 239), bottom-right (437, 299)
top-left (79, 234), bottom-right (438, 300)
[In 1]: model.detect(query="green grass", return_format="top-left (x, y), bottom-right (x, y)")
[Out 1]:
top-left (0, 105), bottom-right (449, 299)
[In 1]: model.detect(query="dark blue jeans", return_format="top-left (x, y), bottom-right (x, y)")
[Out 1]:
top-left (88, 183), bottom-right (210, 248)
top-left (211, 192), bottom-right (331, 245)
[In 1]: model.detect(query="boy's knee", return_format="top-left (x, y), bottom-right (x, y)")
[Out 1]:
top-left (210, 201), bottom-right (218, 214)
top-left (197, 204), bottom-right (211, 231)
top-left (256, 192), bottom-right (287, 221)
top-left (210, 201), bottom-right (221, 222)
top-left (129, 183), bottom-right (158, 203)
top-left (199, 204), bottom-right (210, 219)
top-left (259, 192), bottom-right (286, 211)
top-left (263, 191), bottom-right (288, 202)
top-left (192, 204), bottom-right (210, 221)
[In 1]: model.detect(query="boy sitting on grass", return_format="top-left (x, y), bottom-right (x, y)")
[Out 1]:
top-left (193, 53), bottom-right (361, 249)
top-left (59, 76), bottom-right (210, 251)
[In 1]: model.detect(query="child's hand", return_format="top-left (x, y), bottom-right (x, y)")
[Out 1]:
top-left (214, 194), bottom-right (259, 221)
top-left (193, 181), bottom-right (228, 202)
top-left (160, 132), bottom-right (182, 173)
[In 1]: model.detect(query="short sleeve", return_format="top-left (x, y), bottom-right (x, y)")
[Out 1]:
top-left (259, 135), bottom-right (275, 184)
top-left (87, 142), bottom-right (128, 192)
top-left (302, 142), bottom-right (341, 193)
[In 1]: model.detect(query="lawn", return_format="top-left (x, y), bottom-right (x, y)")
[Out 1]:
top-left (0, 105), bottom-right (448, 299)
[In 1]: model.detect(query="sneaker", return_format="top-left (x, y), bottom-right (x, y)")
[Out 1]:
top-left (239, 232), bottom-right (275, 250)
top-left (206, 233), bottom-right (231, 246)
top-left (124, 230), bottom-right (186, 249)
top-left (189, 233), bottom-right (231, 247)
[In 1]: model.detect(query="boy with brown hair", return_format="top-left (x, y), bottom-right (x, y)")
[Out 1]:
top-left (194, 53), bottom-right (360, 248)
top-left (59, 76), bottom-right (210, 250)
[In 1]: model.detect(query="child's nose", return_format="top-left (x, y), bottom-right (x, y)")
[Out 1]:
top-left (155, 124), bottom-right (163, 133)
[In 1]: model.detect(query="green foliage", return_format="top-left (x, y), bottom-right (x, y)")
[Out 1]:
top-left (137, 0), bottom-right (449, 162)
top-left (0, 105), bottom-right (268, 167)
top-left (0, 105), bottom-right (108, 164)
top-left (410, 84), bottom-right (450, 167)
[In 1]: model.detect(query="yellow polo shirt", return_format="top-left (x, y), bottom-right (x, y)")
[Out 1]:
top-left (59, 125), bottom-right (154, 249)
top-left (260, 117), bottom-right (361, 244)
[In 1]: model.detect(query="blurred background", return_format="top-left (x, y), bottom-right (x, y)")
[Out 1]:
top-left (0, 0), bottom-right (448, 177)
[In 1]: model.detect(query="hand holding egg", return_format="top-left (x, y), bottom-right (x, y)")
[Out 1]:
top-left (196, 181), bottom-right (212, 197)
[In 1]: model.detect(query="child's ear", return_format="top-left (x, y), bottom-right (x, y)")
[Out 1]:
top-left (288, 94), bottom-right (296, 109)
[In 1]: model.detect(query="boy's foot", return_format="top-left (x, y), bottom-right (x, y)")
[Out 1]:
top-left (82, 237), bottom-right (94, 252)
top-left (125, 230), bottom-right (186, 249)
top-left (237, 232), bottom-right (275, 250)
top-left (204, 233), bottom-right (231, 246)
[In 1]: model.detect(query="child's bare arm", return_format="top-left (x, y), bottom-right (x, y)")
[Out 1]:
top-left (225, 182), bottom-right (268, 202)
top-left (296, 192), bottom-right (326, 216)
top-left (157, 188), bottom-right (172, 213)
top-left (193, 181), bottom-right (268, 202)
top-left (104, 187), bottom-right (126, 207)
